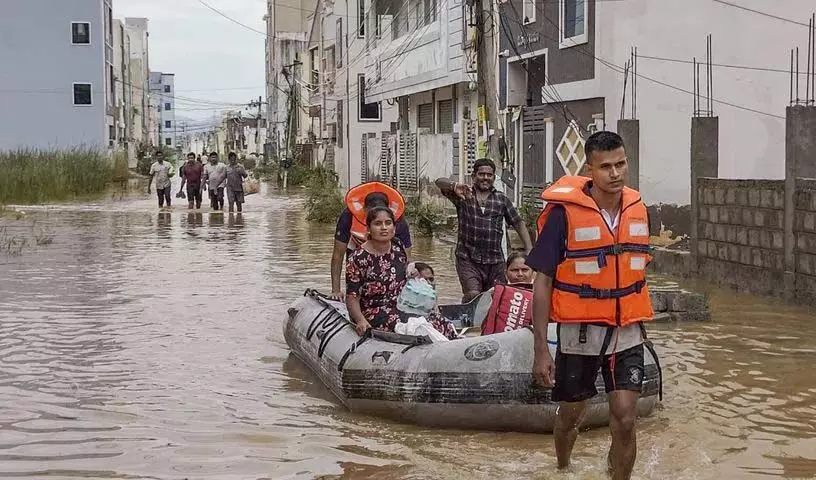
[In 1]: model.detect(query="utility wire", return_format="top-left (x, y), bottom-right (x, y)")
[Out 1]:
top-left (508, 6), bottom-right (786, 120)
top-left (637, 54), bottom-right (811, 76)
top-left (710, 0), bottom-right (811, 28)
top-left (197, 0), bottom-right (268, 36)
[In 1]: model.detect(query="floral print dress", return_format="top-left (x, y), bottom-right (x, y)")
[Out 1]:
top-left (346, 243), bottom-right (457, 339)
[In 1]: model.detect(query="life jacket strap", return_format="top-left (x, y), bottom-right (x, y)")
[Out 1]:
top-left (553, 280), bottom-right (646, 299)
top-left (564, 243), bottom-right (653, 268)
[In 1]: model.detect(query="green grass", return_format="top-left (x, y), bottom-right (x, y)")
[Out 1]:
top-left (0, 148), bottom-right (118, 204)
top-left (111, 151), bottom-right (130, 183)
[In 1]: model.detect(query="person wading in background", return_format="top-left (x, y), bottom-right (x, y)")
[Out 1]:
top-left (225, 152), bottom-right (248, 213)
top-left (179, 152), bottom-right (204, 209)
top-left (148, 150), bottom-right (172, 208)
top-left (436, 158), bottom-right (532, 302)
top-left (203, 151), bottom-right (227, 211)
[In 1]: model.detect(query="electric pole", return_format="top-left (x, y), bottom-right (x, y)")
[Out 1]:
top-left (248, 95), bottom-right (266, 156)
top-left (476, 0), bottom-right (502, 163)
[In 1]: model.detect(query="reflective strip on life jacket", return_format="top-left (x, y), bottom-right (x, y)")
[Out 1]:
top-left (538, 175), bottom-right (654, 327)
top-left (481, 284), bottom-right (534, 335)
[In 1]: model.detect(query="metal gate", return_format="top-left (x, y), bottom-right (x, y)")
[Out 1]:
top-left (397, 131), bottom-right (417, 191)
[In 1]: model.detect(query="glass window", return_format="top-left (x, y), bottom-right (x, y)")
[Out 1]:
top-left (358, 74), bottom-right (381, 121)
top-left (560, 0), bottom-right (587, 46)
top-left (73, 83), bottom-right (92, 105)
top-left (72, 22), bottom-right (90, 44)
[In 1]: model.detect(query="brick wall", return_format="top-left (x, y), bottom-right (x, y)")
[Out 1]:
top-left (795, 179), bottom-right (816, 303)
top-left (691, 178), bottom-right (816, 302)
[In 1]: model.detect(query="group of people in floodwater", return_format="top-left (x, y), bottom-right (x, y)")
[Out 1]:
top-left (147, 151), bottom-right (249, 212)
top-left (329, 131), bottom-right (654, 480)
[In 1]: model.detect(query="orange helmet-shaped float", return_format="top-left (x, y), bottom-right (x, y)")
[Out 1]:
top-left (345, 182), bottom-right (406, 246)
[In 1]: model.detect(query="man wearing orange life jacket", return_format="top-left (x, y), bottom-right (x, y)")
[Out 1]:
top-left (329, 182), bottom-right (413, 300)
top-left (527, 132), bottom-right (653, 480)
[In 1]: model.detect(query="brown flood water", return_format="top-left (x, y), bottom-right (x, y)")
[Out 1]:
top-left (1, 186), bottom-right (815, 480)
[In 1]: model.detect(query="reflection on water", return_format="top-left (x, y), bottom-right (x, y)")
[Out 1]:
top-left (0, 187), bottom-right (815, 479)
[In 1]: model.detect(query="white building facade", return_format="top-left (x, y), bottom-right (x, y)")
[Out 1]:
top-left (0, 0), bottom-right (115, 152)
top-left (266, 0), bottom-right (315, 159)
top-left (361, 0), bottom-right (480, 197)
top-left (499, 0), bottom-right (816, 206)
top-left (312, 0), bottom-right (399, 189)
top-left (123, 17), bottom-right (154, 152)
top-left (150, 72), bottom-right (176, 150)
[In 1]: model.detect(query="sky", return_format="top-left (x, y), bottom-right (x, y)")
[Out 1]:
top-left (115, 0), bottom-right (267, 126)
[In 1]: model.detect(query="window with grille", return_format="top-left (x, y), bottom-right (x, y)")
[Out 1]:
top-left (556, 121), bottom-right (586, 176)
top-left (72, 83), bottom-right (92, 105)
top-left (71, 22), bottom-right (90, 44)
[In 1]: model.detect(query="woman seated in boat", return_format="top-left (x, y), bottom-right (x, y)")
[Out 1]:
top-left (504, 251), bottom-right (534, 285)
top-left (480, 252), bottom-right (535, 335)
top-left (345, 207), bottom-right (456, 339)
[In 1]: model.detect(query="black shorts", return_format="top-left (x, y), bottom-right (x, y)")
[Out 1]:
top-left (552, 344), bottom-right (644, 403)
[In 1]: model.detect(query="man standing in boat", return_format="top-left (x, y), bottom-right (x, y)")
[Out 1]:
top-left (527, 131), bottom-right (653, 480)
top-left (329, 182), bottom-right (413, 300)
top-left (436, 158), bottom-right (533, 303)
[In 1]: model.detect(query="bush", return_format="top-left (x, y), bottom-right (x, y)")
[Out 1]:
top-left (404, 197), bottom-right (446, 236)
top-left (305, 166), bottom-right (344, 223)
top-left (253, 163), bottom-right (278, 181)
top-left (243, 157), bottom-right (257, 170)
top-left (0, 148), bottom-right (114, 204)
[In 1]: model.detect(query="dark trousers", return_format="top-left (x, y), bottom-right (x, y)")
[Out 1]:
top-left (186, 184), bottom-right (202, 209)
top-left (156, 187), bottom-right (171, 207)
top-left (455, 255), bottom-right (506, 302)
top-left (209, 187), bottom-right (224, 210)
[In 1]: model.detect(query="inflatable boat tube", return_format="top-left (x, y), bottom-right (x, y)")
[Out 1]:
top-left (283, 289), bottom-right (662, 433)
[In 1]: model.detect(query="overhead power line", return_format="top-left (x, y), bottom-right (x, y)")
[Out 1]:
top-left (710, 0), bottom-right (811, 28)
top-left (505, 7), bottom-right (785, 120)
top-left (197, 0), bottom-right (267, 36)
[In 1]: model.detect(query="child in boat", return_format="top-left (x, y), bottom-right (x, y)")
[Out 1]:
top-left (413, 262), bottom-right (436, 288)
top-left (399, 262), bottom-right (457, 340)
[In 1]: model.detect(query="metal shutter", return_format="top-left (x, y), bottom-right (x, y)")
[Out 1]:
top-left (418, 103), bottom-right (433, 131)
top-left (438, 99), bottom-right (453, 134)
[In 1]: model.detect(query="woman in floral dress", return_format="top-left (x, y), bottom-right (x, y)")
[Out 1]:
top-left (345, 206), bottom-right (456, 339)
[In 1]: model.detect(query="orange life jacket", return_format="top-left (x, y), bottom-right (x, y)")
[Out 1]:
top-left (537, 176), bottom-right (654, 327)
top-left (481, 283), bottom-right (534, 335)
top-left (345, 181), bottom-right (406, 247)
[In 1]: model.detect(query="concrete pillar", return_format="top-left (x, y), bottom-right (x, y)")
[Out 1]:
top-left (783, 106), bottom-right (816, 296)
top-left (618, 119), bottom-right (640, 190)
top-left (689, 117), bottom-right (719, 273)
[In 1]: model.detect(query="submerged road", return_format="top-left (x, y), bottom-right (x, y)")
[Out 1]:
top-left (0, 185), bottom-right (814, 479)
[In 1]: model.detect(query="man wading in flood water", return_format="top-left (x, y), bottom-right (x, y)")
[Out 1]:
top-left (436, 158), bottom-right (532, 303)
top-left (527, 132), bottom-right (654, 480)
top-left (148, 150), bottom-right (172, 208)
